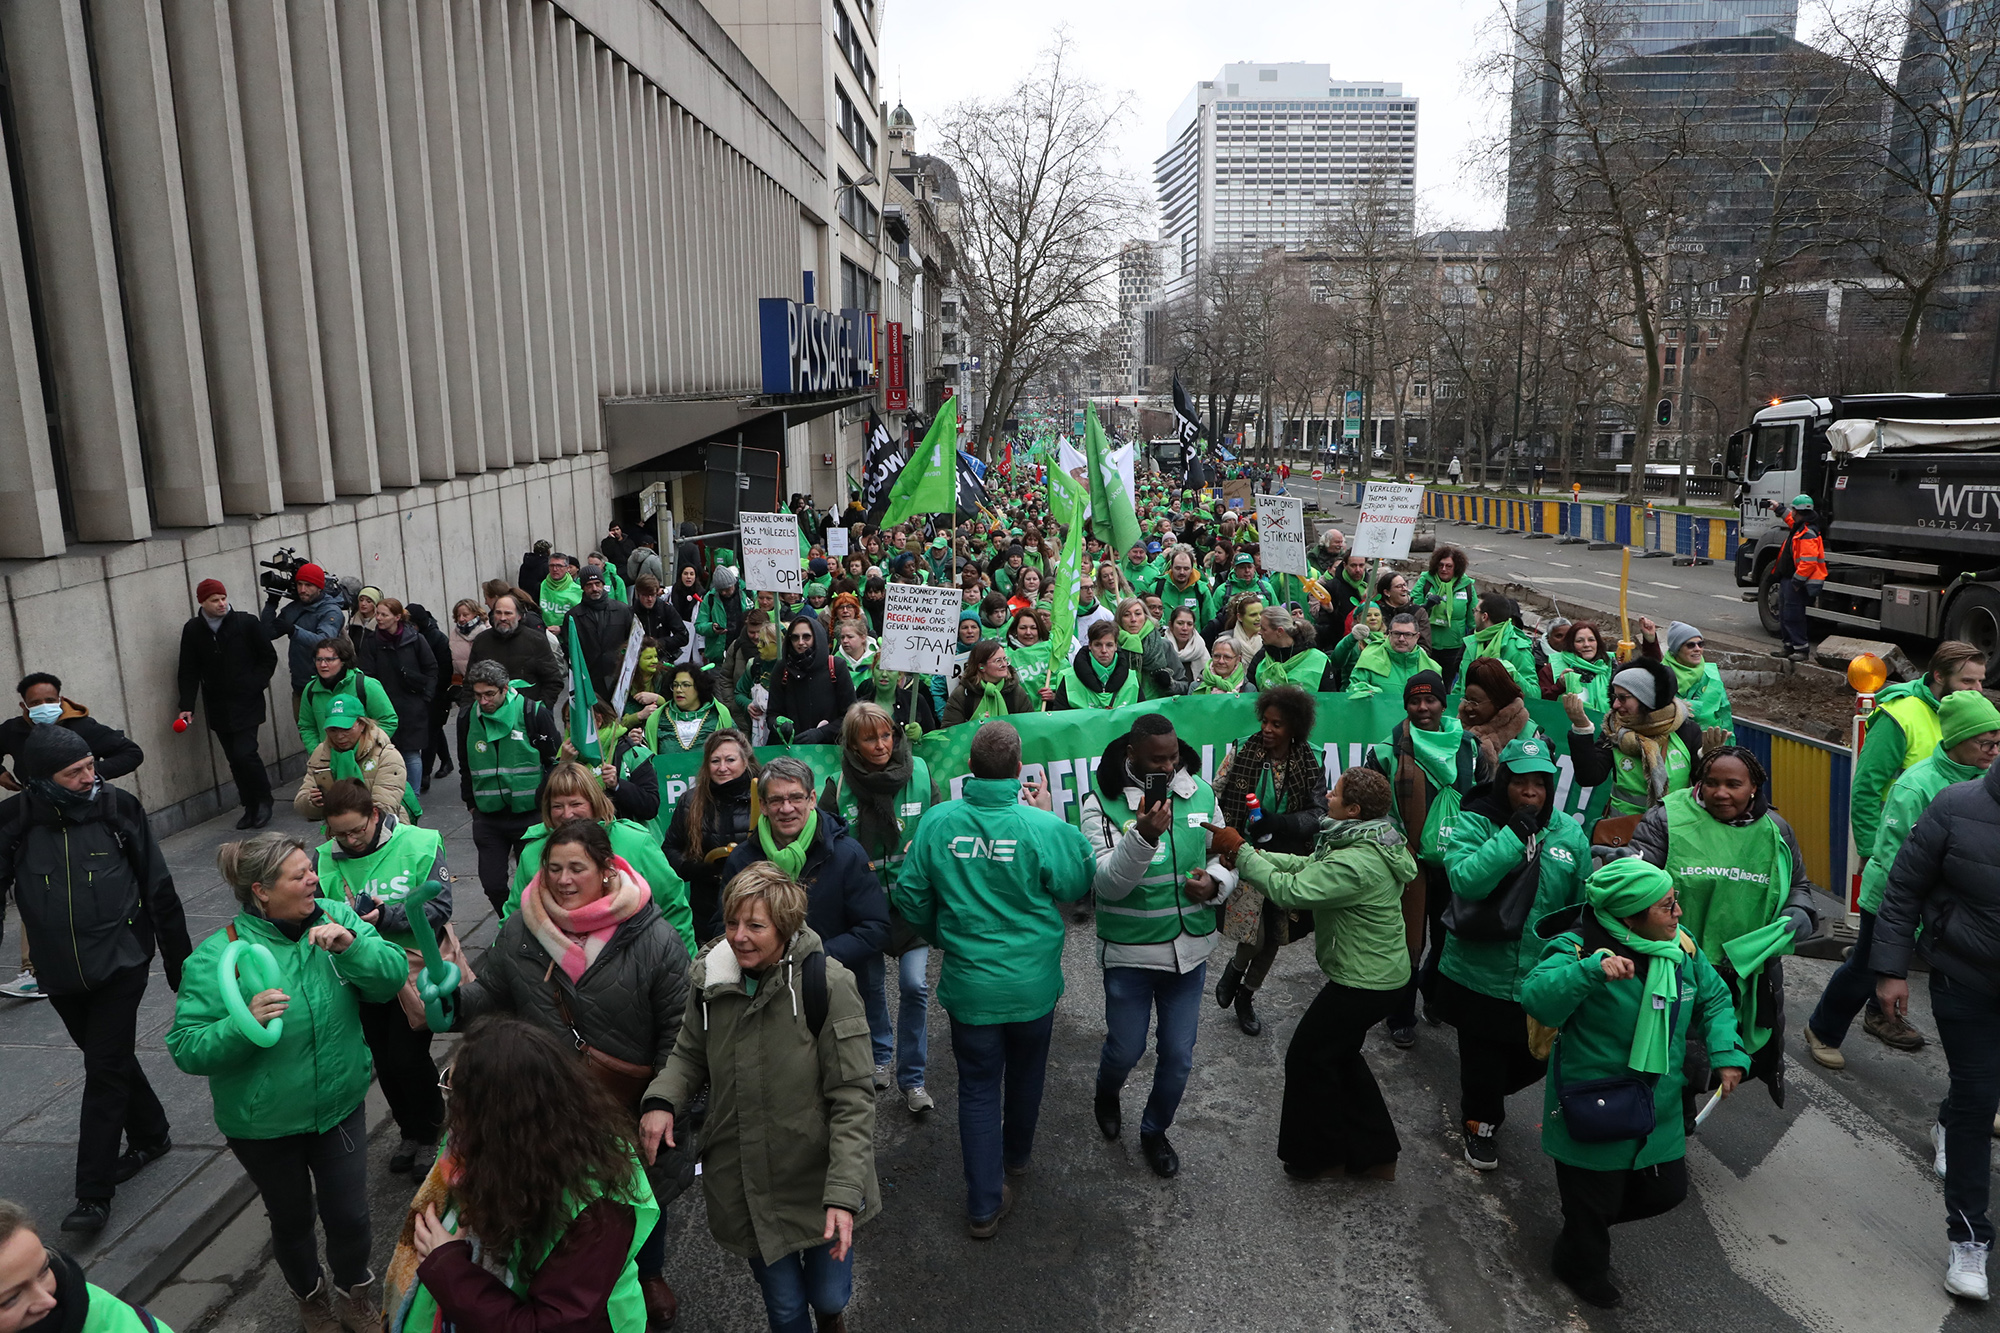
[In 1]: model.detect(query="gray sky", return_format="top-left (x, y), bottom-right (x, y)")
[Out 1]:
top-left (882, 0), bottom-right (1511, 235)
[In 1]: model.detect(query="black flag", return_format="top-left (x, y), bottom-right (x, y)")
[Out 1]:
top-left (1172, 376), bottom-right (1206, 447)
top-left (955, 449), bottom-right (988, 521)
top-left (860, 410), bottom-right (906, 525)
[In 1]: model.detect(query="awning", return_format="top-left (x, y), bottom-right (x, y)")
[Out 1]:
top-left (600, 391), bottom-right (873, 473)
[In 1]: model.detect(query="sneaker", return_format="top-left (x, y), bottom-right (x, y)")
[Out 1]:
top-left (1389, 1025), bottom-right (1417, 1050)
top-left (1464, 1121), bottom-right (1499, 1171)
top-left (0, 970), bottom-right (45, 1000)
top-left (967, 1183), bottom-right (1013, 1240)
top-left (1947, 1241), bottom-right (1990, 1301)
top-left (112, 1138), bottom-right (171, 1184)
top-left (1863, 1007), bottom-right (1928, 1051)
top-left (1803, 1026), bottom-right (1845, 1070)
top-left (872, 1063), bottom-right (892, 1092)
top-left (1933, 1122), bottom-right (1948, 1180)
top-left (905, 1086), bottom-right (935, 1115)
top-left (389, 1138), bottom-right (428, 1175)
top-left (60, 1200), bottom-right (109, 1233)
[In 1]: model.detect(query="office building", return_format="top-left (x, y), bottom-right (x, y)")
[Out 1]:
top-left (1156, 63), bottom-right (1418, 300)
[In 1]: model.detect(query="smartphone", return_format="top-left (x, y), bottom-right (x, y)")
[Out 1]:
top-left (1138, 770), bottom-right (1173, 807)
top-left (351, 893), bottom-right (381, 917)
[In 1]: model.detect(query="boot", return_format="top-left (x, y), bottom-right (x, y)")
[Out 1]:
top-left (295, 1278), bottom-right (343, 1333)
top-left (815, 1312), bottom-right (848, 1333)
top-left (1215, 962), bottom-right (1245, 1009)
top-left (1235, 989), bottom-right (1262, 1036)
top-left (331, 1272), bottom-right (376, 1333)
top-left (640, 1275), bottom-right (678, 1330)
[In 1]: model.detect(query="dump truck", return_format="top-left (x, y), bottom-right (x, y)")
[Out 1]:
top-left (1730, 391), bottom-right (2000, 654)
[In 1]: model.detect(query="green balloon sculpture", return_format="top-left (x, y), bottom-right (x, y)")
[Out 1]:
top-left (219, 937), bottom-right (285, 1047)
top-left (405, 880), bottom-right (462, 1031)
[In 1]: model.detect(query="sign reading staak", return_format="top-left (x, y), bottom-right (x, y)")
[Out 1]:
top-left (760, 298), bottom-right (874, 396)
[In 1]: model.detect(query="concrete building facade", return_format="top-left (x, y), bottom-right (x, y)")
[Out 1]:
top-left (0, 0), bottom-right (878, 827)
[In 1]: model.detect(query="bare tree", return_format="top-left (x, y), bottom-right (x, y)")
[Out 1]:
top-left (932, 36), bottom-right (1140, 451)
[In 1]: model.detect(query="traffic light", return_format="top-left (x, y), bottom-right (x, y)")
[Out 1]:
top-left (1656, 398), bottom-right (1673, 427)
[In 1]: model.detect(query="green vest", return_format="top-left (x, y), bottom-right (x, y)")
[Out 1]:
top-left (1063, 656), bottom-right (1138, 709)
top-left (832, 757), bottom-right (933, 888)
top-left (315, 823), bottom-right (443, 951)
top-left (1254, 647), bottom-right (1328, 693)
top-left (1662, 787), bottom-right (1790, 1051)
top-left (1092, 776), bottom-right (1221, 944)
top-left (1877, 692), bottom-right (1941, 771)
top-left (401, 1166), bottom-right (657, 1333)
top-left (1607, 728), bottom-right (1691, 817)
top-left (466, 691), bottom-right (543, 814)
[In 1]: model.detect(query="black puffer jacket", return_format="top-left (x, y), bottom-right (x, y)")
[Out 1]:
top-left (765, 617), bottom-right (855, 737)
top-left (569, 592), bottom-right (637, 698)
top-left (406, 603), bottom-right (456, 717)
top-left (718, 808), bottom-right (889, 970)
top-left (357, 625), bottom-right (438, 751)
top-left (450, 897), bottom-right (695, 1204)
top-left (1877, 757), bottom-right (2000, 995)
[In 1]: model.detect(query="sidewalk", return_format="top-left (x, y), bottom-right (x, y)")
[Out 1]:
top-left (0, 778), bottom-right (497, 1304)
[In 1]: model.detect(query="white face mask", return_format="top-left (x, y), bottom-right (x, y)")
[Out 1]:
top-left (27, 702), bottom-right (62, 725)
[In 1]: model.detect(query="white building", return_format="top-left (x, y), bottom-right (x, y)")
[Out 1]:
top-left (1156, 63), bottom-right (1418, 300)
top-left (1116, 240), bottom-right (1164, 392)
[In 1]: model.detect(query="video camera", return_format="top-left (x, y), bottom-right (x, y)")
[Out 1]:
top-left (258, 546), bottom-right (336, 601)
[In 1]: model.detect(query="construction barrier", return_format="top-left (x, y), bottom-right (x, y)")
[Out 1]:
top-left (1733, 717), bottom-right (1852, 898)
top-left (1399, 487), bottom-right (1738, 559)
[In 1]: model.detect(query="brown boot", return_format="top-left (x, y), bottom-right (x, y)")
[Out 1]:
top-left (815, 1311), bottom-right (848, 1333)
top-left (640, 1275), bottom-right (678, 1330)
top-left (331, 1272), bottom-right (376, 1333)
top-left (295, 1278), bottom-right (343, 1333)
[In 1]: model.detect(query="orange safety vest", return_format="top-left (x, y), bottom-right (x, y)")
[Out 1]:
top-left (1784, 511), bottom-right (1829, 581)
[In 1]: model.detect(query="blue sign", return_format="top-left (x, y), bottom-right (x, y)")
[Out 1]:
top-left (760, 298), bottom-right (873, 396)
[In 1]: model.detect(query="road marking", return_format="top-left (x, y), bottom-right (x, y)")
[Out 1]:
top-left (1472, 545), bottom-right (1496, 552)
top-left (1647, 581), bottom-right (1681, 589)
top-left (1714, 594), bottom-right (1743, 602)
top-left (1545, 561), bottom-right (1572, 567)
top-left (1689, 1077), bottom-right (1951, 1333)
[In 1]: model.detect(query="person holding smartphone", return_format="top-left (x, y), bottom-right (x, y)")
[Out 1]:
top-left (1078, 714), bottom-right (1238, 1180)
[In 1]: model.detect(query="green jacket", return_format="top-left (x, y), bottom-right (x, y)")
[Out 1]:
top-left (81, 1282), bottom-right (174, 1333)
top-left (1203, 574), bottom-right (1273, 624)
top-left (1439, 802), bottom-right (1590, 1000)
top-left (1468, 621), bottom-right (1538, 686)
top-left (1858, 743), bottom-right (1983, 913)
top-left (505, 818), bottom-right (697, 955)
top-left (166, 899), bottom-right (408, 1139)
top-left (1521, 914), bottom-right (1748, 1170)
top-left (1851, 679), bottom-right (1939, 859)
top-left (539, 573), bottom-right (582, 628)
top-left (694, 588), bottom-right (751, 661)
top-left (1156, 573), bottom-right (1207, 619)
top-left (650, 928), bottom-right (880, 1265)
top-left (1345, 641), bottom-right (1440, 700)
top-left (1237, 820), bottom-right (1416, 991)
top-left (1669, 657), bottom-right (1733, 737)
top-left (297, 669), bottom-right (398, 753)
top-left (891, 777), bottom-right (1097, 1024)
top-left (1412, 571), bottom-right (1476, 650)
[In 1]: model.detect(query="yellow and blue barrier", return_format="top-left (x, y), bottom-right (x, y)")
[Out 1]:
top-left (1733, 717), bottom-right (1852, 896)
top-left (1386, 486), bottom-right (1738, 560)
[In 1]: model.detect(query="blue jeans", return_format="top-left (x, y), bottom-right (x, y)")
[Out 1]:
top-left (1808, 907), bottom-right (1881, 1045)
top-left (746, 1240), bottom-right (854, 1333)
top-left (950, 1011), bottom-right (1054, 1222)
top-left (861, 948), bottom-right (931, 1089)
top-left (1097, 963), bottom-right (1206, 1136)
top-left (1780, 576), bottom-right (1812, 650)
top-left (1930, 970), bottom-right (2000, 1245)
top-left (402, 749), bottom-right (424, 795)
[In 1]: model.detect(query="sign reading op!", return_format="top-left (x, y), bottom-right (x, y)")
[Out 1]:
top-left (760, 298), bottom-right (874, 395)
top-left (740, 513), bottom-right (803, 594)
top-left (877, 585), bottom-right (962, 677)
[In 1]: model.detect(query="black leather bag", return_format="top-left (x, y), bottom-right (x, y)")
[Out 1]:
top-left (1442, 845), bottom-right (1540, 943)
top-left (1550, 1030), bottom-right (1660, 1144)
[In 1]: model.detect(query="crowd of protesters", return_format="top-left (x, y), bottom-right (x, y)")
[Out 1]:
top-left (0, 437), bottom-right (1995, 1333)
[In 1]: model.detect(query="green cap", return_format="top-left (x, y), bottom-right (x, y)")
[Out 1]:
top-left (324, 695), bottom-right (363, 729)
top-left (1498, 736), bottom-right (1557, 775)
top-left (931, 535), bottom-right (948, 549)
top-left (1791, 493), bottom-right (1813, 509)
top-left (1940, 689), bottom-right (2000, 749)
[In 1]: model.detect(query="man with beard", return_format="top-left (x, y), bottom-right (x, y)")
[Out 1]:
top-left (465, 594), bottom-right (564, 706)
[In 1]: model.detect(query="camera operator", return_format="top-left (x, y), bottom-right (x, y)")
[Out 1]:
top-left (259, 557), bottom-right (347, 709)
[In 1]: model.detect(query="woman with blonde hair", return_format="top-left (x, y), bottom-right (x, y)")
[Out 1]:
top-left (503, 761), bottom-right (694, 952)
top-left (663, 729), bottom-right (761, 944)
top-left (641, 863), bottom-right (878, 1333)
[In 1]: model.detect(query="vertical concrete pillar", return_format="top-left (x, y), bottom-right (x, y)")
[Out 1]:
top-left (0, 1), bottom-right (150, 540)
top-left (331, 0), bottom-right (417, 488)
top-left (449, 2), bottom-right (514, 472)
top-left (377, 0), bottom-right (453, 481)
top-left (283, 0), bottom-right (379, 498)
top-left (552, 16), bottom-right (593, 454)
top-left (479, 0), bottom-right (540, 464)
top-left (601, 57), bottom-right (631, 395)
top-left (88, 0), bottom-right (222, 529)
top-left (160, 0), bottom-right (282, 516)
top-left (413, 1), bottom-right (486, 476)
top-left (512, 0), bottom-right (564, 460)
top-left (0, 144), bottom-right (64, 558)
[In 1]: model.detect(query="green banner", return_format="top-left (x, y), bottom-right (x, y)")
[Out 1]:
top-left (651, 693), bottom-right (1611, 834)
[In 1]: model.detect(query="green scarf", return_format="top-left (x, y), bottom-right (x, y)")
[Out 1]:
top-left (1470, 620), bottom-right (1516, 656)
top-left (969, 679), bottom-right (1010, 723)
top-left (1199, 661), bottom-right (1247, 693)
top-left (329, 745), bottom-right (363, 782)
top-left (1117, 626), bottom-right (1150, 655)
top-left (1592, 915), bottom-right (1687, 1076)
top-left (757, 807), bottom-right (819, 880)
top-left (1667, 653), bottom-right (1705, 699)
top-left (1406, 722), bottom-right (1465, 791)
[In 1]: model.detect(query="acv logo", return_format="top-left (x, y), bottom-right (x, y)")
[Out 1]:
top-left (950, 836), bottom-right (1018, 863)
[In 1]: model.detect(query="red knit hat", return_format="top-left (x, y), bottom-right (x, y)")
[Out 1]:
top-left (195, 578), bottom-right (227, 602)
top-left (295, 562), bottom-right (327, 590)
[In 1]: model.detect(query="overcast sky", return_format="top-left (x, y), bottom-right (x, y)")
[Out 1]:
top-left (882, 0), bottom-right (1514, 236)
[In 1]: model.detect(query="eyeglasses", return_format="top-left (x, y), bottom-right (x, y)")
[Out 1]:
top-left (766, 793), bottom-right (811, 809)
top-left (1973, 736), bottom-right (2000, 753)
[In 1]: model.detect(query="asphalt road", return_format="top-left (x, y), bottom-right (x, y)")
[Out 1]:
top-left (1293, 481), bottom-right (1778, 651)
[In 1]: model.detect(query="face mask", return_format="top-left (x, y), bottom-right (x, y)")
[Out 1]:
top-left (27, 703), bottom-right (62, 725)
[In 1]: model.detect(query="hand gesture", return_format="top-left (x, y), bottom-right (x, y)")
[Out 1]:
top-left (1598, 953), bottom-right (1636, 981)
top-left (413, 1204), bottom-right (454, 1260)
top-left (1638, 616), bottom-right (1657, 640)
top-left (249, 988), bottom-right (290, 1023)
top-left (1561, 692), bottom-right (1591, 730)
top-left (1135, 796), bottom-right (1173, 842)
top-left (1020, 776), bottom-right (1052, 811)
top-left (307, 922), bottom-right (355, 955)
top-left (1200, 822), bottom-right (1246, 867)
top-left (640, 1109), bottom-right (675, 1164)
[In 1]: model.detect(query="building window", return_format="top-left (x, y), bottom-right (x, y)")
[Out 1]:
top-left (837, 171), bottom-right (879, 240)
top-left (833, 4), bottom-right (876, 99)
top-left (835, 84), bottom-right (876, 171)
top-left (841, 256), bottom-right (880, 314)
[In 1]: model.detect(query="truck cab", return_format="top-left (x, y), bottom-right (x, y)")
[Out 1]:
top-left (1729, 392), bottom-right (2000, 653)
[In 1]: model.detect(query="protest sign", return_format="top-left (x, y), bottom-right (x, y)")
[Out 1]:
top-left (877, 584), bottom-right (962, 676)
top-left (1352, 482), bottom-right (1425, 560)
top-left (740, 512), bottom-right (803, 593)
top-left (1260, 494), bottom-right (1308, 576)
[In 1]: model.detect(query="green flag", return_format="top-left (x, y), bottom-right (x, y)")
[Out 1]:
top-left (883, 397), bottom-right (958, 525)
top-left (1048, 455), bottom-right (1089, 518)
top-left (564, 614), bottom-right (603, 764)
top-left (1083, 402), bottom-right (1141, 555)
top-left (1043, 485), bottom-right (1088, 701)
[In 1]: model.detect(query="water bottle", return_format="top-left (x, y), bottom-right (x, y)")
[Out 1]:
top-left (1244, 794), bottom-right (1263, 831)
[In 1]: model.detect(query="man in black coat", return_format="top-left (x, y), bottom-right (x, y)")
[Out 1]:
top-left (600, 521), bottom-right (635, 579)
top-left (176, 578), bottom-right (280, 829)
top-left (0, 725), bottom-right (191, 1234)
top-left (569, 566), bottom-right (636, 699)
top-left (630, 575), bottom-right (689, 659)
top-left (0, 675), bottom-right (145, 794)
top-left (465, 594), bottom-right (565, 707)
top-left (518, 539), bottom-right (552, 602)
top-left (717, 756), bottom-right (888, 967)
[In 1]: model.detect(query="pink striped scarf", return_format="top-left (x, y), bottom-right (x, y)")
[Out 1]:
top-left (520, 853), bottom-right (651, 982)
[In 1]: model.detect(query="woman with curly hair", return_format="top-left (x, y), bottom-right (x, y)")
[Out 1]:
top-left (1538, 619), bottom-right (1613, 714)
top-left (1412, 546), bottom-right (1475, 686)
top-left (391, 1015), bottom-right (662, 1333)
top-left (1212, 684), bottom-right (1326, 1036)
top-left (1460, 657), bottom-right (1541, 786)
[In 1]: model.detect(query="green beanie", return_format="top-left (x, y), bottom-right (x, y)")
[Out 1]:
top-left (1585, 857), bottom-right (1674, 921)
top-left (1939, 689), bottom-right (2000, 749)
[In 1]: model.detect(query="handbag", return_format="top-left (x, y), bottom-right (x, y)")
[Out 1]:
top-left (1550, 1036), bottom-right (1658, 1144)
top-left (1589, 812), bottom-right (1642, 849)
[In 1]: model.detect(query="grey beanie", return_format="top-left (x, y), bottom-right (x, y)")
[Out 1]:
top-left (1612, 666), bottom-right (1659, 710)
top-left (20, 723), bottom-right (91, 781)
top-left (712, 565), bottom-right (738, 592)
top-left (1665, 621), bottom-right (1702, 656)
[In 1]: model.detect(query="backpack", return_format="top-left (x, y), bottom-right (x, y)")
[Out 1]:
top-left (802, 949), bottom-right (829, 1038)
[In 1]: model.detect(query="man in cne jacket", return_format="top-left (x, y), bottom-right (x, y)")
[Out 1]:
top-left (0, 725), bottom-right (191, 1233)
top-left (892, 722), bottom-right (1097, 1237)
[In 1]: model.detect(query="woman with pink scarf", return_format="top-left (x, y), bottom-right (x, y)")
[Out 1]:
top-left (437, 821), bottom-right (692, 1331)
